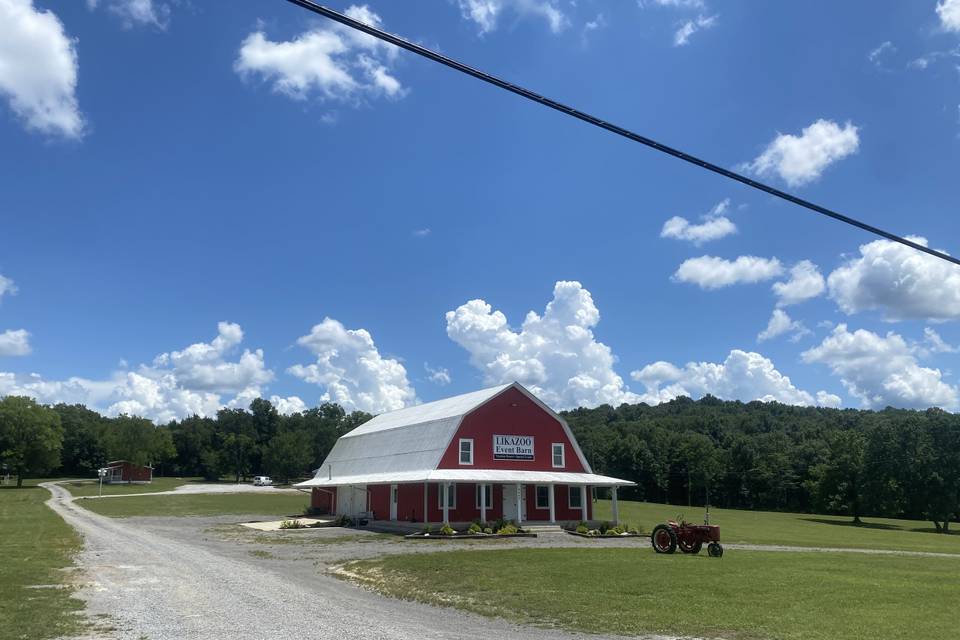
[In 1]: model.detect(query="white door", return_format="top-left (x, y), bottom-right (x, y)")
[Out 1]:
top-left (502, 485), bottom-right (526, 522)
top-left (389, 484), bottom-right (398, 521)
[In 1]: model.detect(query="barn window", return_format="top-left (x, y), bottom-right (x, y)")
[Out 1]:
top-left (568, 486), bottom-right (583, 510)
top-left (535, 485), bottom-right (550, 509)
top-left (458, 438), bottom-right (474, 465)
top-left (551, 443), bottom-right (565, 468)
top-left (475, 484), bottom-right (492, 509)
top-left (438, 483), bottom-right (457, 509)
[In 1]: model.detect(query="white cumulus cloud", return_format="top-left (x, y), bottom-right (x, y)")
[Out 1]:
top-left (660, 198), bottom-right (736, 246)
top-left (288, 317), bottom-right (416, 414)
top-left (630, 349), bottom-right (834, 407)
top-left (772, 260), bottom-right (825, 306)
top-left (0, 329), bottom-right (31, 357)
top-left (802, 324), bottom-right (959, 411)
top-left (757, 309), bottom-right (809, 343)
top-left (673, 255), bottom-right (784, 289)
top-left (937, 0), bottom-right (960, 32)
top-left (235, 5), bottom-right (404, 103)
top-left (0, 0), bottom-right (83, 138)
top-left (456, 0), bottom-right (569, 34)
top-left (743, 119), bottom-right (859, 187)
top-left (827, 237), bottom-right (960, 321)
top-left (446, 281), bottom-right (640, 409)
top-left (0, 322), bottom-right (288, 422)
top-left (152, 322), bottom-right (273, 394)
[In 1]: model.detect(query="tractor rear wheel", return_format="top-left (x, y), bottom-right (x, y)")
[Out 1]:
top-left (707, 542), bottom-right (724, 558)
top-left (678, 539), bottom-right (702, 554)
top-left (651, 524), bottom-right (677, 554)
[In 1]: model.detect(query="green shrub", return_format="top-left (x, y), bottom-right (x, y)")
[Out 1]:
top-left (604, 528), bottom-right (619, 536)
top-left (439, 524), bottom-right (456, 536)
top-left (421, 524), bottom-right (432, 535)
top-left (496, 524), bottom-right (518, 535)
top-left (575, 524), bottom-right (589, 534)
top-left (468, 522), bottom-right (482, 534)
top-left (483, 527), bottom-right (493, 534)
top-left (333, 514), bottom-right (354, 527)
top-left (279, 519), bottom-right (305, 529)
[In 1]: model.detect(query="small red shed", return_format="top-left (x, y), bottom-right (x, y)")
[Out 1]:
top-left (104, 460), bottom-right (153, 484)
top-left (295, 382), bottom-right (633, 525)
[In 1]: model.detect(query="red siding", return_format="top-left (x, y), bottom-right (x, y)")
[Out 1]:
top-left (437, 387), bottom-right (586, 472)
top-left (425, 482), bottom-right (493, 523)
top-left (310, 487), bottom-right (335, 513)
top-left (368, 484), bottom-right (390, 521)
top-left (397, 483), bottom-right (423, 522)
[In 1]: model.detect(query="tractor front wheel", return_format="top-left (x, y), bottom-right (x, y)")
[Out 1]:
top-left (651, 524), bottom-right (677, 554)
top-left (707, 542), bottom-right (724, 558)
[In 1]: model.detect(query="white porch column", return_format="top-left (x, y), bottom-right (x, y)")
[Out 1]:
top-left (611, 486), bottom-right (619, 525)
top-left (480, 483), bottom-right (487, 524)
top-left (442, 483), bottom-right (450, 524)
top-left (423, 481), bottom-right (429, 525)
top-left (515, 483), bottom-right (523, 524)
top-left (580, 486), bottom-right (588, 522)
top-left (548, 484), bottom-right (555, 524)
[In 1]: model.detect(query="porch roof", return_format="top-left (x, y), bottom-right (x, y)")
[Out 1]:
top-left (295, 469), bottom-right (634, 488)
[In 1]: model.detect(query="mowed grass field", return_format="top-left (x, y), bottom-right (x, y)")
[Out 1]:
top-left (78, 492), bottom-right (310, 517)
top-left (594, 499), bottom-right (960, 554)
top-left (61, 475), bottom-right (192, 497)
top-left (0, 483), bottom-right (84, 640)
top-left (344, 547), bottom-right (960, 640)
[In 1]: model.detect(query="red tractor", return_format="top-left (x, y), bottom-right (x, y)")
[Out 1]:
top-left (651, 510), bottom-right (723, 557)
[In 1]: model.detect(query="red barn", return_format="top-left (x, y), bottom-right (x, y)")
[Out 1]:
top-left (296, 382), bottom-right (632, 526)
top-left (104, 460), bottom-right (153, 484)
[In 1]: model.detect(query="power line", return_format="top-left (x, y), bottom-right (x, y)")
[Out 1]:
top-left (283, 1), bottom-right (960, 268)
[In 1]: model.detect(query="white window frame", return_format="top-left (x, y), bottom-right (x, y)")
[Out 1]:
top-left (551, 443), bottom-right (565, 469)
top-left (535, 485), bottom-right (550, 510)
top-left (459, 438), bottom-right (474, 465)
top-left (568, 485), bottom-right (583, 510)
top-left (438, 483), bottom-right (457, 509)
top-left (475, 484), bottom-right (492, 509)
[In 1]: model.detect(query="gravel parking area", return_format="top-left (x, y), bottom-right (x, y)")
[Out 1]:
top-left (44, 483), bottom-right (650, 640)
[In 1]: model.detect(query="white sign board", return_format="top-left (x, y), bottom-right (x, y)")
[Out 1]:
top-left (493, 435), bottom-right (535, 460)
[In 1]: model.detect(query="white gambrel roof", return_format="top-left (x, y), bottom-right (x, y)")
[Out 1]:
top-left (295, 382), bottom-right (632, 488)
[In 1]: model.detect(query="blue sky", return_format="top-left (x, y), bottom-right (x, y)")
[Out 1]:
top-left (1, 0), bottom-right (959, 421)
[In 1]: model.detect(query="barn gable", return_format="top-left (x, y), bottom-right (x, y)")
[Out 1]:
top-left (436, 385), bottom-right (590, 473)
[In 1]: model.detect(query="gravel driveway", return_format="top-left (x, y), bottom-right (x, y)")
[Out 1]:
top-left (85, 483), bottom-right (302, 499)
top-left (44, 483), bottom-right (647, 640)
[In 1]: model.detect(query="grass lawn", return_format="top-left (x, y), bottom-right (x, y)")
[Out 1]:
top-left (78, 492), bottom-right (310, 517)
top-left (0, 485), bottom-right (84, 639)
top-left (594, 499), bottom-right (960, 555)
top-left (344, 548), bottom-right (960, 640)
top-left (60, 475), bottom-right (195, 497)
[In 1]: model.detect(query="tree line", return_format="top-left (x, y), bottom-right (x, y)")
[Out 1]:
top-left (564, 396), bottom-right (960, 533)
top-left (0, 395), bottom-right (369, 487)
top-left (2, 392), bottom-right (959, 532)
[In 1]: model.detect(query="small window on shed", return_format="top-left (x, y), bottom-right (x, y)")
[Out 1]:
top-left (552, 443), bottom-right (565, 468)
top-left (459, 438), bottom-right (474, 465)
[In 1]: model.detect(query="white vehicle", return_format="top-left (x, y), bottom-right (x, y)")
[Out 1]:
top-left (253, 476), bottom-right (273, 486)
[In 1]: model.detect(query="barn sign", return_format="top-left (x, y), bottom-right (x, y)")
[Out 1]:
top-left (493, 435), bottom-right (535, 460)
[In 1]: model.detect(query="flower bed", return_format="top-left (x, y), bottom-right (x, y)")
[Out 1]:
top-left (404, 520), bottom-right (536, 539)
top-left (564, 521), bottom-right (643, 539)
